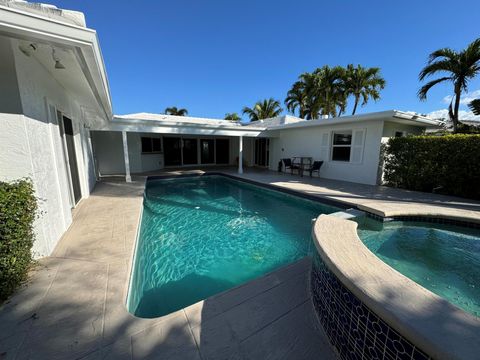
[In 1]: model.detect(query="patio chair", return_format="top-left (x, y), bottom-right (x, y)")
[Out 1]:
top-left (282, 158), bottom-right (299, 174)
top-left (306, 161), bottom-right (323, 177)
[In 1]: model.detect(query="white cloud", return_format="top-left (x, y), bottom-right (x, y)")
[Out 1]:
top-left (427, 109), bottom-right (480, 121)
top-left (442, 89), bottom-right (480, 105)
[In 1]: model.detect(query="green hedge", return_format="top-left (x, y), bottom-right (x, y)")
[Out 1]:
top-left (383, 134), bottom-right (480, 199)
top-left (0, 179), bottom-right (37, 302)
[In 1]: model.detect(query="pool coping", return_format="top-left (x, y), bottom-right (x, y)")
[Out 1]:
top-left (147, 172), bottom-right (351, 211)
top-left (151, 171), bottom-right (480, 223)
top-left (312, 214), bottom-right (480, 360)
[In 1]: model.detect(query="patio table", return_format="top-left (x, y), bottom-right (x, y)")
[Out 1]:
top-left (292, 157), bottom-right (312, 177)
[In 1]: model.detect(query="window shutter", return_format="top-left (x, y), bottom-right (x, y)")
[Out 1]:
top-left (319, 132), bottom-right (330, 161)
top-left (350, 129), bottom-right (365, 163)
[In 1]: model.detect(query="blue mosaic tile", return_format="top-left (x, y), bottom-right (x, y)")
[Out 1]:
top-left (365, 211), bottom-right (480, 229)
top-left (310, 253), bottom-right (432, 360)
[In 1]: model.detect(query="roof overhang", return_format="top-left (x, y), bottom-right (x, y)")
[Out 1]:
top-left (266, 110), bottom-right (443, 131)
top-left (0, 4), bottom-right (113, 121)
top-left (94, 116), bottom-right (267, 137)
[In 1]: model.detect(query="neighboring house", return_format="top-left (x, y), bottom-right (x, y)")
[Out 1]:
top-left (0, 1), bottom-right (440, 258)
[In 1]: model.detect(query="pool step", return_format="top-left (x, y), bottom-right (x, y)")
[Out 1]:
top-left (329, 208), bottom-right (366, 220)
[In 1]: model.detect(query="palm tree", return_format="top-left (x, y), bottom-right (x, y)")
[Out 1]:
top-left (242, 98), bottom-right (282, 121)
top-left (344, 64), bottom-right (386, 115)
top-left (469, 99), bottom-right (480, 115)
top-left (285, 81), bottom-right (308, 118)
top-left (288, 68), bottom-right (345, 120)
top-left (298, 72), bottom-right (320, 119)
top-left (418, 38), bottom-right (480, 133)
top-left (311, 65), bottom-right (346, 118)
top-left (224, 112), bottom-right (241, 121)
top-left (165, 106), bottom-right (188, 116)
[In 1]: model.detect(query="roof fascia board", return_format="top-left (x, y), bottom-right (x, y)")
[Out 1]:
top-left (112, 117), bottom-right (266, 132)
top-left (267, 111), bottom-right (394, 130)
top-left (267, 110), bottom-right (439, 131)
top-left (94, 123), bottom-right (265, 137)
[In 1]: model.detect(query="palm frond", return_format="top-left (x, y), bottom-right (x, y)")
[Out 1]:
top-left (418, 60), bottom-right (456, 80)
top-left (417, 77), bottom-right (452, 100)
top-left (469, 99), bottom-right (480, 115)
top-left (428, 48), bottom-right (458, 63)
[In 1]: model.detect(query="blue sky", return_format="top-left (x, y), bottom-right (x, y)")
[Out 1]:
top-left (55, 0), bottom-right (480, 120)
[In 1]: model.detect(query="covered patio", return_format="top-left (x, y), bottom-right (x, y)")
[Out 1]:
top-left (90, 113), bottom-right (272, 181)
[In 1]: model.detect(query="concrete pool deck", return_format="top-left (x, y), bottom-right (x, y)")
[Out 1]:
top-left (1, 168), bottom-right (479, 359)
top-left (0, 177), bottom-right (336, 360)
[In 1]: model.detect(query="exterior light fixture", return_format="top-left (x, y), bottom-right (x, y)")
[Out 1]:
top-left (18, 43), bottom-right (37, 57)
top-left (51, 47), bottom-right (65, 69)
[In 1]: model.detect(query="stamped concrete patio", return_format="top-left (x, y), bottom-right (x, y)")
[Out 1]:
top-left (0, 176), bottom-right (336, 360)
top-left (1, 168), bottom-right (479, 360)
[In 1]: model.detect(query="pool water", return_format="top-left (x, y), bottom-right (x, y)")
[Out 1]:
top-left (357, 217), bottom-right (480, 317)
top-left (127, 175), bottom-right (338, 318)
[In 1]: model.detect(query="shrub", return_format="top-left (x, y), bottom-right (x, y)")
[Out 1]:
top-left (0, 179), bottom-right (37, 302)
top-left (383, 134), bottom-right (480, 199)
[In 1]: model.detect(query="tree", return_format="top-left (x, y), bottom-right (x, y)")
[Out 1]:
top-left (286, 67), bottom-right (345, 120)
top-left (165, 107), bottom-right (188, 116)
top-left (344, 64), bottom-right (386, 115)
top-left (418, 38), bottom-right (480, 133)
top-left (224, 113), bottom-right (241, 121)
top-left (285, 81), bottom-right (308, 118)
top-left (314, 65), bottom-right (346, 118)
top-left (242, 98), bottom-right (283, 121)
top-left (298, 72), bottom-right (320, 119)
top-left (469, 99), bottom-right (480, 115)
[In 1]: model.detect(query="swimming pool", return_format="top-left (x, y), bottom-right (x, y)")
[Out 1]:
top-left (357, 217), bottom-right (480, 317)
top-left (127, 175), bottom-right (339, 318)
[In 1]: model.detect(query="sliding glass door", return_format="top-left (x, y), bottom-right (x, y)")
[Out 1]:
top-left (163, 137), bottom-right (182, 166)
top-left (215, 139), bottom-right (229, 164)
top-left (201, 139), bottom-right (215, 164)
top-left (163, 137), bottom-right (231, 166)
top-left (254, 138), bottom-right (269, 167)
top-left (182, 138), bottom-right (198, 165)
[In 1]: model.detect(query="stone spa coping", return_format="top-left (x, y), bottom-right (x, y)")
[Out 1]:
top-left (312, 214), bottom-right (480, 360)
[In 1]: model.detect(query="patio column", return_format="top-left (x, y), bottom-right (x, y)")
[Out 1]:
top-left (238, 136), bottom-right (243, 174)
top-left (122, 131), bottom-right (131, 182)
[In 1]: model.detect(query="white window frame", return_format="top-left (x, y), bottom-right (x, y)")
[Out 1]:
top-left (331, 130), bottom-right (353, 162)
top-left (330, 129), bottom-right (366, 164)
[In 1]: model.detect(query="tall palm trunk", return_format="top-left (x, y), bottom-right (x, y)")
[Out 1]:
top-left (352, 95), bottom-right (360, 115)
top-left (453, 83), bottom-right (461, 133)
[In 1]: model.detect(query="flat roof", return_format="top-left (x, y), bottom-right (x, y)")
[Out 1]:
top-left (266, 110), bottom-right (442, 131)
top-left (112, 110), bottom-right (442, 133)
top-left (115, 112), bottom-right (245, 128)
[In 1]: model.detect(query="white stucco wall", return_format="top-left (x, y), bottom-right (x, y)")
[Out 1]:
top-left (91, 131), bottom-right (125, 175)
top-left (381, 121), bottom-right (423, 141)
top-left (268, 120), bottom-right (385, 185)
top-left (0, 39), bottom-right (98, 258)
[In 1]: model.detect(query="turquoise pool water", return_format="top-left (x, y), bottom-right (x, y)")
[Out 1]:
top-left (127, 175), bottom-right (338, 318)
top-left (357, 217), bottom-right (480, 317)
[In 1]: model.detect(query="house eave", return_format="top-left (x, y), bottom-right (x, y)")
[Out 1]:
top-left (0, 4), bottom-right (113, 121)
top-left (266, 110), bottom-right (442, 131)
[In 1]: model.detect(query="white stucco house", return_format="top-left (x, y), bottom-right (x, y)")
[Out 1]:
top-left (91, 110), bottom-right (438, 186)
top-left (0, 1), bottom-right (440, 257)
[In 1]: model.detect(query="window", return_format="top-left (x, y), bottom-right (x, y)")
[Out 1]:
top-left (331, 131), bottom-right (352, 162)
top-left (394, 131), bottom-right (405, 138)
top-left (141, 137), bottom-right (162, 153)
